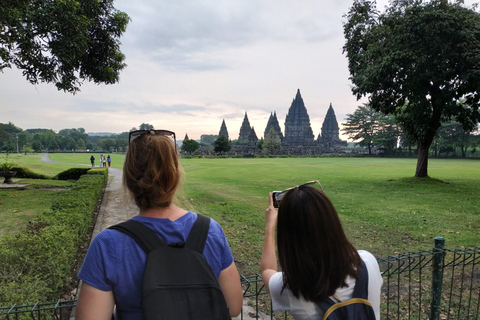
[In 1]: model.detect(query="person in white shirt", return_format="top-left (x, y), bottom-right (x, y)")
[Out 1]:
top-left (261, 182), bottom-right (383, 320)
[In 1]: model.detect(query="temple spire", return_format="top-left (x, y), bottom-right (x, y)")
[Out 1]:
top-left (318, 103), bottom-right (341, 145)
top-left (264, 111), bottom-right (283, 141)
top-left (219, 119), bottom-right (229, 140)
top-left (283, 89), bottom-right (314, 145)
top-left (248, 126), bottom-right (258, 146)
top-left (238, 112), bottom-right (252, 142)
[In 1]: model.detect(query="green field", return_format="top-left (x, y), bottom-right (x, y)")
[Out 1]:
top-left (4, 153), bottom-right (480, 275)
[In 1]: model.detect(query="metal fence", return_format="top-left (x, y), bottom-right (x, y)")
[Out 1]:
top-left (1, 237), bottom-right (479, 320)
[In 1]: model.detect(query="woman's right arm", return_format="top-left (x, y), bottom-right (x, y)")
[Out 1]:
top-left (261, 193), bottom-right (278, 291)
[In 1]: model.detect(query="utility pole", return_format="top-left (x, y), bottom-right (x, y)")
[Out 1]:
top-left (15, 134), bottom-right (19, 155)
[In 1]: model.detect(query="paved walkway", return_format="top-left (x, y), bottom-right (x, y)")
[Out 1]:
top-left (34, 154), bottom-right (268, 319)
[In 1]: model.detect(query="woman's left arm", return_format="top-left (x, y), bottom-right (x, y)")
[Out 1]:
top-left (217, 261), bottom-right (243, 317)
top-left (75, 282), bottom-right (115, 320)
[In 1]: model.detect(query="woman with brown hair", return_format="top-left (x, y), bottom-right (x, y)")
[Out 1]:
top-left (76, 129), bottom-right (243, 320)
top-left (261, 182), bottom-right (382, 320)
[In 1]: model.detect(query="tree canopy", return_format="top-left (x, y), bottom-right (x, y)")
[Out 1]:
top-left (213, 135), bottom-right (231, 154)
top-left (343, 0), bottom-right (480, 177)
top-left (181, 139), bottom-right (200, 154)
top-left (343, 104), bottom-right (405, 155)
top-left (262, 127), bottom-right (282, 155)
top-left (0, 0), bottom-right (130, 93)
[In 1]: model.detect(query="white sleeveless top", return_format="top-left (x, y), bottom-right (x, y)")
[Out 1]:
top-left (269, 250), bottom-right (383, 320)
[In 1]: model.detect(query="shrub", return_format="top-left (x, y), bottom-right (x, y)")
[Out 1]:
top-left (11, 166), bottom-right (49, 179)
top-left (54, 168), bottom-right (91, 180)
top-left (0, 169), bottom-right (107, 305)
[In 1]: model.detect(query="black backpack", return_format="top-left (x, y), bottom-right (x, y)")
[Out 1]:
top-left (109, 214), bottom-right (230, 320)
top-left (316, 262), bottom-right (376, 320)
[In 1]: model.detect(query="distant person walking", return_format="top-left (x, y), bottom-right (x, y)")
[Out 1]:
top-left (90, 155), bottom-right (95, 167)
top-left (103, 155), bottom-right (107, 167)
top-left (100, 154), bottom-right (103, 167)
top-left (107, 155), bottom-right (111, 167)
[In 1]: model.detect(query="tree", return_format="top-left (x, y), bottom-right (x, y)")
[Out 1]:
top-left (59, 136), bottom-right (76, 150)
top-left (1, 140), bottom-right (15, 152)
top-left (32, 141), bottom-right (42, 153)
top-left (181, 139), bottom-right (200, 154)
top-left (116, 138), bottom-right (128, 152)
top-left (22, 145), bottom-right (34, 154)
top-left (436, 121), bottom-right (475, 157)
top-left (262, 127), bottom-right (282, 155)
top-left (0, 122), bottom-right (22, 148)
top-left (343, 105), bottom-right (404, 155)
top-left (139, 123), bottom-right (154, 130)
top-left (17, 131), bottom-right (31, 150)
top-left (213, 135), bottom-right (231, 154)
top-left (257, 138), bottom-right (264, 150)
top-left (97, 138), bottom-right (116, 152)
top-left (342, 104), bottom-right (382, 155)
top-left (0, 0), bottom-right (130, 93)
top-left (373, 114), bottom-right (403, 156)
top-left (77, 138), bottom-right (86, 148)
top-left (200, 135), bottom-right (218, 145)
top-left (344, 0), bottom-right (480, 177)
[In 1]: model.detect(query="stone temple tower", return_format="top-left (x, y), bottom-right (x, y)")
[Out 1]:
top-left (238, 112), bottom-right (252, 142)
top-left (248, 126), bottom-right (258, 146)
top-left (283, 89), bottom-right (314, 145)
top-left (318, 103), bottom-right (342, 146)
top-left (264, 111), bottom-right (284, 141)
top-left (219, 119), bottom-right (229, 140)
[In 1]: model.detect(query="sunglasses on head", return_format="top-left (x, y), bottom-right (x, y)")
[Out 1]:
top-left (272, 180), bottom-right (323, 208)
top-left (128, 129), bottom-right (176, 146)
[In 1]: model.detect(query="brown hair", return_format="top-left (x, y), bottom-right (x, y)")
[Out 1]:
top-left (276, 186), bottom-right (361, 302)
top-left (123, 132), bottom-right (182, 211)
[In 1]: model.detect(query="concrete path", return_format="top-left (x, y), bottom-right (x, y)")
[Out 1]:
top-left (38, 154), bottom-right (267, 319)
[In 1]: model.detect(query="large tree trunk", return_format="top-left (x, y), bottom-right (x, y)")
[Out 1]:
top-left (415, 142), bottom-right (430, 177)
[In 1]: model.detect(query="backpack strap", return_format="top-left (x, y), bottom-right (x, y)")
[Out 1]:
top-left (184, 214), bottom-right (210, 253)
top-left (109, 220), bottom-right (166, 253)
top-left (109, 214), bottom-right (211, 254)
top-left (316, 261), bottom-right (370, 312)
top-left (352, 261), bottom-right (369, 300)
top-left (321, 298), bottom-right (373, 320)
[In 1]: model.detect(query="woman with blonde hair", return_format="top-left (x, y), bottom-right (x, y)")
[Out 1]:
top-left (76, 129), bottom-right (243, 320)
top-left (261, 182), bottom-right (382, 320)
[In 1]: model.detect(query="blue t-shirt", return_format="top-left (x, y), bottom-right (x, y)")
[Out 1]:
top-left (78, 212), bottom-right (233, 320)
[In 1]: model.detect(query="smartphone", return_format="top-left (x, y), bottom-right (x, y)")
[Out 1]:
top-left (272, 191), bottom-right (284, 208)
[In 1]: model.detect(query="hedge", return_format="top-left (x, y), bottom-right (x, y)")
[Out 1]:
top-left (11, 166), bottom-right (49, 179)
top-left (0, 168), bottom-right (108, 306)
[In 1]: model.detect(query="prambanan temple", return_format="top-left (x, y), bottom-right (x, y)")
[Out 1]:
top-left (200, 89), bottom-right (347, 155)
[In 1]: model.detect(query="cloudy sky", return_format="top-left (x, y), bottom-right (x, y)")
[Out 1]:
top-left (1, 0), bottom-right (476, 140)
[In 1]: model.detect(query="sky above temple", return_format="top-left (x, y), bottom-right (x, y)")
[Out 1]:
top-left (1, 0), bottom-right (477, 141)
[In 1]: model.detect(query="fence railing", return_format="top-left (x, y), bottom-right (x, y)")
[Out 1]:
top-left (1, 237), bottom-right (479, 320)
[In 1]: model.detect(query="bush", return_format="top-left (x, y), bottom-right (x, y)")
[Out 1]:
top-left (11, 166), bottom-right (49, 179)
top-left (54, 167), bottom-right (106, 181)
top-left (0, 169), bottom-right (107, 305)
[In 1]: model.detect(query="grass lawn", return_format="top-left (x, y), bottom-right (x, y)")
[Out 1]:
top-left (3, 153), bottom-right (479, 276)
top-left (178, 157), bottom-right (480, 275)
top-left (0, 179), bottom-right (74, 237)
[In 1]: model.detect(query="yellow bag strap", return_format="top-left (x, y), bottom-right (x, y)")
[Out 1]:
top-left (321, 298), bottom-right (373, 320)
